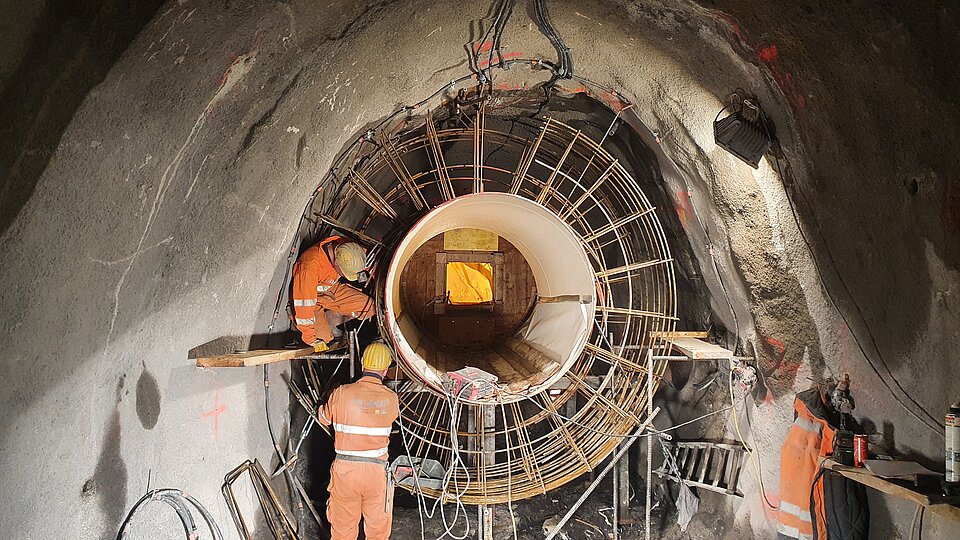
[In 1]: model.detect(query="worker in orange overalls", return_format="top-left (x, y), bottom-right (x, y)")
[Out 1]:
top-left (318, 343), bottom-right (399, 540)
top-left (292, 236), bottom-right (373, 352)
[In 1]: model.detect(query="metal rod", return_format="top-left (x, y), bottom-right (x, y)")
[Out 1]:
top-left (646, 349), bottom-right (653, 540)
top-left (536, 130), bottom-right (580, 204)
top-left (510, 119), bottom-right (549, 194)
top-left (543, 407), bottom-right (660, 540)
top-left (425, 111), bottom-right (455, 201)
top-left (474, 102), bottom-right (485, 194)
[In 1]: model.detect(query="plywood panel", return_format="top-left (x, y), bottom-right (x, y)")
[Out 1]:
top-left (399, 233), bottom-right (536, 341)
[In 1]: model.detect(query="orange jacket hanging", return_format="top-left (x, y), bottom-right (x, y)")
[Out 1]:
top-left (777, 388), bottom-right (837, 540)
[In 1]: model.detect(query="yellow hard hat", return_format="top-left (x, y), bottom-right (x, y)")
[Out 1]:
top-left (362, 343), bottom-right (393, 371)
top-left (334, 242), bottom-right (366, 281)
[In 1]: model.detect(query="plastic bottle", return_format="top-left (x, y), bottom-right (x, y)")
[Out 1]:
top-left (947, 401), bottom-right (960, 483)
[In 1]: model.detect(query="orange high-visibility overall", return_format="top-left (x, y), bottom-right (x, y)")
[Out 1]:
top-left (292, 236), bottom-right (373, 345)
top-left (318, 373), bottom-right (399, 540)
top-left (777, 390), bottom-right (837, 540)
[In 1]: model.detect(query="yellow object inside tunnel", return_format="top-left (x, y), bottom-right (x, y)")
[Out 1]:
top-left (446, 262), bottom-right (493, 304)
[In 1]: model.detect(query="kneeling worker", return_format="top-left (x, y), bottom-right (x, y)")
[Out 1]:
top-left (292, 236), bottom-right (373, 352)
top-left (317, 343), bottom-right (399, 540)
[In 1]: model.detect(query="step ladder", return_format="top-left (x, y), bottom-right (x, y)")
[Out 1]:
top-left (654, 441), bottom-right (746, 497)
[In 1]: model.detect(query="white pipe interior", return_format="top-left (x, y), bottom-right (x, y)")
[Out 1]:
top-left (384, 193), bottom-right (596, 401)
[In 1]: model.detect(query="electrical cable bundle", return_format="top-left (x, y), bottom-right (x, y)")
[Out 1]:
top-left (116, 488), bottom-right (223, 540)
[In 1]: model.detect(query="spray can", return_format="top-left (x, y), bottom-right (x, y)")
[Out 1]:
top-left (853, 434), bottom-right (868, 467)
top-left (948, 402), bottom-right (960, 483)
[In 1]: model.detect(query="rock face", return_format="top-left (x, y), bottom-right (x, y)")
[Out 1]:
top-left (1, 1), bottom-right (958, 539)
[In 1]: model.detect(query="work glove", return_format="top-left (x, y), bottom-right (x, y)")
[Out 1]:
top-left (313, 341), bottom-right (329, 353)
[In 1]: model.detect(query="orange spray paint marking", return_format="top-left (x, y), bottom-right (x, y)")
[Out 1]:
top-left (202, 391), bottom-right (227, 439)
top-left (675, 191), bottom-right (692, 228)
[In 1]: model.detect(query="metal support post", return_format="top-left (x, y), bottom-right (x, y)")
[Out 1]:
top-left (616, 441), bottom-right (631, 525)
top-left (645, 349), bottom-right (654, 540)
top-left (478, 405), bottom-right (496, 540)
top-left (544, 407), bottom-right (661, 540)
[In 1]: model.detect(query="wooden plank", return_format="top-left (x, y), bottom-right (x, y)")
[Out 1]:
top-left (196, 347), bottom-right (314, 368)
top-left (650, 331), bottom-right (709, 339)
top-left (665, 337), bottom-right (733, 360)
top-left (822, 458), bottom-right (960, 522)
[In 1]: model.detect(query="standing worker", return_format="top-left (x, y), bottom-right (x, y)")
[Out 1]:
top-left (293, 236), bottom-right (373, 352)
top-left (318, 343), bottom-right (399, 540)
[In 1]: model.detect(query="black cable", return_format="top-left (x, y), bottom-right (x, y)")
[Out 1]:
top-left (769, 148), bottom-right (943, 436)
top-left (116, 488), bottom-right (224, 540)
top-left (532, 0), bottom-right (573, 79)
top-left (485, 0), bottom-right (515, 84)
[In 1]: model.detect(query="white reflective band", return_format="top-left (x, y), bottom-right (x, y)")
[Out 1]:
top-left (295, 317), bottom-right (316, 325)
top-left (294, 299), bottom-right (317, 307)
top-left (317, 284), bottom-right (332, 292)
top-left (794, 417), bottom-right (823, 434)
top-left (780, 501), bottom-right (812, 522)
top-left (334, 423), bottom-right (392, 436)
top-left (776, 522), bottom-right (812, 540)
top-left (336, 447), bottom-right (389, 458)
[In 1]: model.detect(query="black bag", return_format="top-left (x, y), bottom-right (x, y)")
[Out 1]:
top-left (810, 468), bottom-right (870, 540)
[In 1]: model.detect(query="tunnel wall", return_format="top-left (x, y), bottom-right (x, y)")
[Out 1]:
top-left (0, 0), bottom-right (958, 538)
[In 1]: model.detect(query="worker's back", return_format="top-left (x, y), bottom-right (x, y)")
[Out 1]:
top-left (320, 372), bottom-right (399, 540)
top-left (321, 374), bottom-right (399, 458)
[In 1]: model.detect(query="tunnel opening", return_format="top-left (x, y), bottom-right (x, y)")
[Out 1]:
top-left (387, 193), bottom-right (596, 401)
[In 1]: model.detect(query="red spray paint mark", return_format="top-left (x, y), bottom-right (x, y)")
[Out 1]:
top-left (765, 336), bottom-right (786, 360)
top-left (760, 335), bottom-right (801, 397)
top-left (597, 89), bottom-right (629, 112)
top-left (758, 44), bottom-right (778, 64)
top-left (712, 10), bottom-right (806, 114)
top-left (757, 43), bottom-right (806, 113)
top-left (202, 391), bottom-right (227, 439)
top-left (762, 490), bottom-right (781, 520)
top-left (675, 191), bottom-right (692, 228)
top-left (495, 82), bottom-right (529, 92)
top-left (473, 41), bottom-right (494, 54)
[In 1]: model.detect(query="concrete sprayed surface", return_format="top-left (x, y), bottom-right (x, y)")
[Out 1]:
top-left (1, 0), bottom-right (958, 539)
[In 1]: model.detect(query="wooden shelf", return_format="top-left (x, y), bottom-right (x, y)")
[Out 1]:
top-left (196, 347), bottom-right (314, 368)
top-left (663, 337), bottom-right (733, 360)
top-left (821, 458), bottom-right (960, 523)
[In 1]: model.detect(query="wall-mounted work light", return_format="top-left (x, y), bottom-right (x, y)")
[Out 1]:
top-left (714, 94), bottom-right (773, 169)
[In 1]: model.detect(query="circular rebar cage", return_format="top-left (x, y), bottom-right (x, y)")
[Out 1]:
top-left (318, 97), bottom-right (677, 503)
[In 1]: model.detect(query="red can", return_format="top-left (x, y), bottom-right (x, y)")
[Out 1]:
top-left (853, 434), bottom-right (868, 467)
